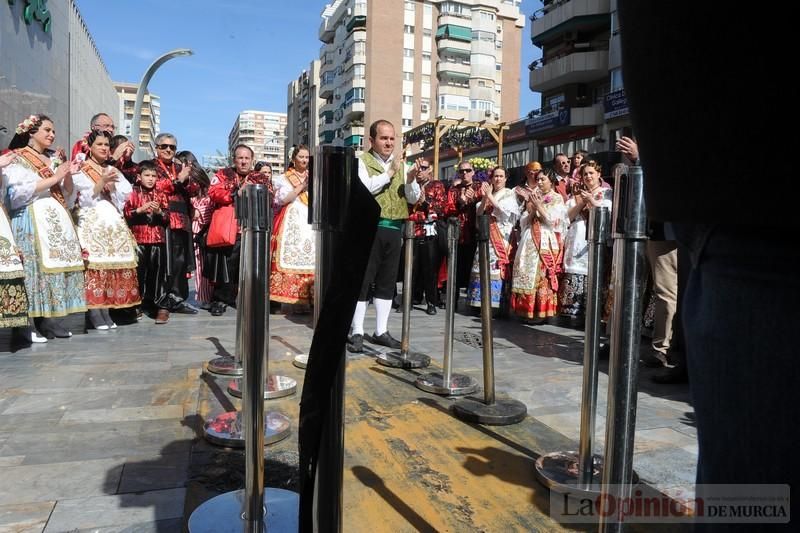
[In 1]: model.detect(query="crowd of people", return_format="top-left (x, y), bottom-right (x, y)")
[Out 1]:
top-left (0, 112), bottom-right (676, 384)
top-left (0, 111), bottom-right (314, 344)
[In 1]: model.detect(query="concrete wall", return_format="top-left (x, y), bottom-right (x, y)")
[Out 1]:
top-left (0, 0), bottom-right (117, 151)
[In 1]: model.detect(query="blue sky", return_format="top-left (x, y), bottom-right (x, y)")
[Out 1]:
top-left (77, 0), bottom-right (541, 160)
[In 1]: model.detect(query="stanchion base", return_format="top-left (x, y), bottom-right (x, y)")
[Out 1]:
top-left (204, 411), bottom-right (291, 447)
top-left (188, 488), bottom-right (299, 533)
top-left (293, 353), bottom-right (308, 369)
top-left (206, 357), bottom-right (243, 377)
top-left (415, 371), bottom-right (479, 396)
top-left (534, 451), bottom-right (607, 497)
top-left (227, 375), bottom-right (297, 400)
top-left (451, 397), bottom-right (527, 426)
top-left (375, 350), bottom-right (431, 369)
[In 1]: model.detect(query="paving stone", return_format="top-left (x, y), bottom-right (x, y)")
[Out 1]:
top-left (0, 500), bottom-right (55, 532)
top-left (44, 488), bottom-right (185, 532)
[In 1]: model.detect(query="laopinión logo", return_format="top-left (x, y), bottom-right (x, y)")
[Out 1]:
top-left (550, 484), bottom-right (790, 524)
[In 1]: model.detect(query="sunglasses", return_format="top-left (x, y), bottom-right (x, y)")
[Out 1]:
top-left (156, 144), bottom-right (177, 150)
top-left (419, 165), bottom-right (430, 170)
top-left (458, 168), bottom-right (473, 173)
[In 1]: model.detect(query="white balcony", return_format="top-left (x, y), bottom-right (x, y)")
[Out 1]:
top-left (531, 0), bottom-right (610, 46)
top-left (569, 103), bottom-right (603, 127)
top-left (437, 38), bottom-right (471, 54)
top-left (437, 60), bottom-right (470, 77)
top-left (438, 13), bottom-right (471, 27)
top-left (529, 50), bottom-right (608, 92)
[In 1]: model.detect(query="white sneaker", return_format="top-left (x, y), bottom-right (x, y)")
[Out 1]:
top-left (95, 324), bottom-right (109, 331)
top-left (30, 330), bottom-right (48, 343)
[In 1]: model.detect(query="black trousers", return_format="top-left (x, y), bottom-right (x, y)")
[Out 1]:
top-left (166, 229), bottom-right (191, 306)
top-left (207, 236), bottom-right (241, 307)
top-left (455, 241), bottom-right (477, 290)
top-left (413, 236), bottom-right (443, 306)
top-left (359, 226), bottom-right (402, 301)
top-left (137, 243), bottom-right (169, 309)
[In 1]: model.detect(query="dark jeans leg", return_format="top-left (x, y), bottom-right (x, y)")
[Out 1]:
top-left (679, 225), bottom-right (799, 529)
top-left (167, 229), bottom-right (190, 304)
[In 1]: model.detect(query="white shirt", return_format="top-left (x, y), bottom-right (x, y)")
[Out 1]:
top-left (357, 151), bottom-right (420, 203)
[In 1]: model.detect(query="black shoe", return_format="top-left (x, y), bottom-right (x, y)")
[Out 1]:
top-left (598, 343), bottom-right (610, 360)
top-left (174, 303), bottom-right (199, 314)
top-left (391, 296), bottom-right (401, 310)
top-left (426, 303), bottom-right (437, 315)
top-left (437, 301), bottom-right (446, 309)
top-left (371, 331), bottom-right (401, 349)
top-left (347, 334), bottom-right (364, 353)
top-left (652, 365), bottom-right (688, 384)
top-left (209, 302), bottom-right (226, 316)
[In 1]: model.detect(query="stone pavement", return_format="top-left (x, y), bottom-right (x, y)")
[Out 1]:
top-left (0, 297), bottom-right (696, 532)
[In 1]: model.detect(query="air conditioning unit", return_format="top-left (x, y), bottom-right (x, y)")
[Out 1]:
top-left (484, 110), bottom-right (492, 117)
top-left (496, 25), bottom-right (502, 33)
top-left (421, 104), bottom-right (429, 112)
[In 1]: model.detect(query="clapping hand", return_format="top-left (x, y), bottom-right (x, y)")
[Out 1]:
top-left (0, 152), bottom-right (17, 169)
top-left (177, 162), bottom-right (192, 182)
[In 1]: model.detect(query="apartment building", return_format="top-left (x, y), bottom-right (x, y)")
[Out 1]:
top-left (286, 60), bottom-right (324, 161)
top-left (228, 111), bottom-right (288, 174)
top-left (526, 0), bottom-right (631, 165)
top-left (316, 0), bottom-right (524, 151)
top-left (115, 82), bottom-right (161, 159)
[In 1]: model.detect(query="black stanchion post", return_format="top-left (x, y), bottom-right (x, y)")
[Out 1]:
top-left (451, 215), bottom-right (526, 425)
top-left (416, 217), bottom-right (479, 395)
top-left (310, 145), bottom-right (356, 533)
top-left (598, 165), bottom-right (647, 533)
top-left (190, 184), bottom-right (298, 532)
top-left (534, 207), bottom-right (627, 497)
top-left (375, 220), bottom-right (431, 369)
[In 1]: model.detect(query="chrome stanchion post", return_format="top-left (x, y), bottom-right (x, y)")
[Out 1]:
top-left (534, 206), bottom-right (614, 497)
top-left (227, 190), bottom-right (297, 399)
top-left (416, 217), bottom-right (479, 395)
top-left (452, 215), bottom-right (526, 425)
top-left (599, 166), bottom-right (647, 533)
top-left (376, 220), bottom-right (431, 369)
top-left (190, 184), bottom-right (298, 533)
top-left (206, 198), bottom-right (247, 377)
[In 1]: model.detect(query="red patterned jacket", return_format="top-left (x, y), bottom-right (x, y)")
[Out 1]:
top-left (408, 180), bottom-right (447, 238)
top-left (445, 180), bottom-right (483, 244)
top-left (124, 185), bottom-right (170, 244)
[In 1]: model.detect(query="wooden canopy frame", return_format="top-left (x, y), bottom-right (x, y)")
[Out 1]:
top-left (403, 117), bottom-right (510, 180)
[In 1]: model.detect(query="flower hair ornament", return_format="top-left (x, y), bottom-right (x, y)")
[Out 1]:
top-left (15, 115), bottom-right (41, 135)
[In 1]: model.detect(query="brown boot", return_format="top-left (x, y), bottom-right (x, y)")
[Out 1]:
top-left (155, 309), bottom-right (170, 324)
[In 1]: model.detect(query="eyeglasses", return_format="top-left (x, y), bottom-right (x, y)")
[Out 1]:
top-left (458, 168), bottom-right (473, 173)
top-left (156, 144), bottom-right (177, 151)
top-left (95, 124), bottom-right (115, 131)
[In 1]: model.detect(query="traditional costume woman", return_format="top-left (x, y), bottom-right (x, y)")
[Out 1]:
top-left (510, 174), bottom-right (568, 320)
top-left (467, 169), bottom-right (520, 309)
top-left (0, 154), bottom-right (29, 331)
top-left (69, 131), bottom-right (139, 329)
top-left (269, 147), bottom-right (314, 307)
top-left (2, 115), bottom-right (86, 340)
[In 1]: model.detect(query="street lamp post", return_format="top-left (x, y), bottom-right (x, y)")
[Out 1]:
top-left (130, 48), bottom-right (193, 161)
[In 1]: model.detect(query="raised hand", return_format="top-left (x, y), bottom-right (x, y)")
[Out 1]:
top-left (0, 152), bottom-right (17, 169)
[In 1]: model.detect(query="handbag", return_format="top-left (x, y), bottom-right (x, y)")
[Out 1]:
top-left (206, 205), bottom-right (238, 248)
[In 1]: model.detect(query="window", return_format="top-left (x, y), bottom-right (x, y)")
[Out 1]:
top-left (403, 72), bottom-right (414, 81)
top-left (472, 30), bottom-right (495, 43)
top-left (478, 80), bottom-right (486, 87)
top-left (478, 10), bottom-right (495, 21)
top-left (404, 48), bottom-right (415, 58)
top-left (610, 68), bottom-right (624, 92)
top-left (354, 41), bottom-right (366, 56)
top-left (403, 95), bottom-right (413, 104)
top-left (421, 74), bottom-right (431, 84)
top-left (404, 25), bottom-right (415, 34)
top-left (405, 1), bottom-right (415, 10)
top-left (496, 40), bottom-right (503, 49)
top-left (440, 1), bottom-right (467, 15)
top-left (422, 52), bottom-right (432, 61)
top-left (402, 118), bottom-right (413, 127)
top-left (353, 64), bottom-right (365, 80)
top-left (423, 28), bottom-right (432, 37)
